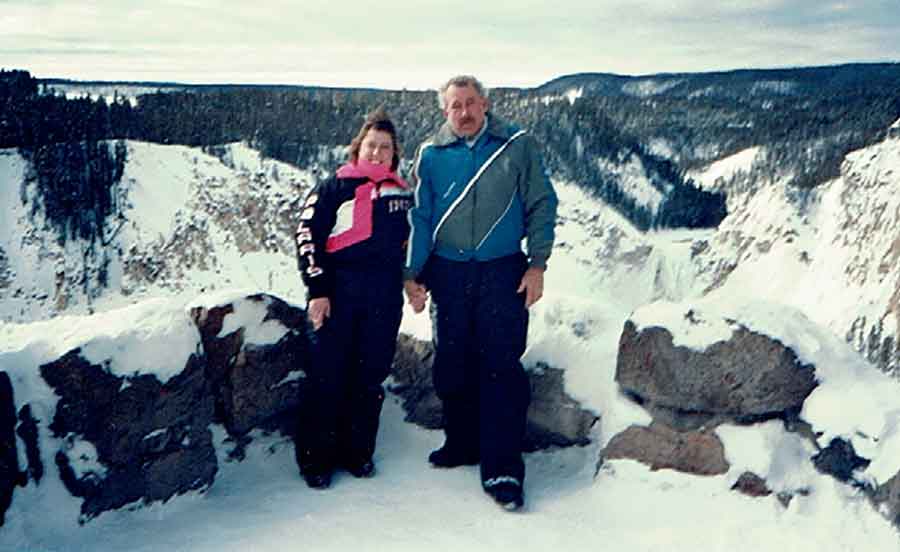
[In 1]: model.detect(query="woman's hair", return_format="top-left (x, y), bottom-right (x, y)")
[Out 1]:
top-left (348, 107), bottom-right (401, 171)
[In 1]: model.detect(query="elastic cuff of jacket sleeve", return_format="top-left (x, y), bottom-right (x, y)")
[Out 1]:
top-left (528, 256), bottom-right (549, 270)
top-left (305, 279), bottom-right (332, 300)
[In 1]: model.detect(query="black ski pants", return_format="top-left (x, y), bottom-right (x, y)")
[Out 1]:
top-left (296, 267), bottom-right (403, 474)
top-left (425, 252), bottom-right (531, 485)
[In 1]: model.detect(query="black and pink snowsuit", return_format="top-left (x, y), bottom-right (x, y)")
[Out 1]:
top-left (294, 160), bottom-right (412, 475)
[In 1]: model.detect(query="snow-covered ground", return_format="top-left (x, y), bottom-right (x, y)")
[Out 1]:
top-left (5, 400), bottom-right (897, 552)
top-left (1, 138), bottom-right (899, 550)
top-left (3, 265), bottom-right (898, 551)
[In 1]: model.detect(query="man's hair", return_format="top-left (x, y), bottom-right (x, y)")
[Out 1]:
top-left (437, 75), bottom-right (488, 109)
top-left (348, 106), bottom-right (401, 171)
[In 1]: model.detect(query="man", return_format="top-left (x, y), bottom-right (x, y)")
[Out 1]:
top-left (404, 75), bottom-right (558, 511)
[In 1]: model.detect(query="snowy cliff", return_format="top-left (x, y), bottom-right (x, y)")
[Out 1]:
top-left (686, 127), bottom-right (900, 376)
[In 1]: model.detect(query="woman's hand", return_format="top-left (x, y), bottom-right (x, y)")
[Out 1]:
top-left (308, 297), bottom-right (331, 330)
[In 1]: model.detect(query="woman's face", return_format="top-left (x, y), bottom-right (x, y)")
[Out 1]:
top-left (359, 129), bottom-right (395, 166)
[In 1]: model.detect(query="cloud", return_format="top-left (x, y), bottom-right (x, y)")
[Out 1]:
top-left (1, 0), bottom-right (898, 88)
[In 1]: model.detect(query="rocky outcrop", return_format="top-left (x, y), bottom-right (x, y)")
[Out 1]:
top-left (601, 422), bottom-right (728, 476)
top-left (606, 304), bottom-right (900, 530)
top-left (527, 363), bottom-right (598, 449)
top-left (810, 439), bottom-right (900, 527)
top-left (390, 335), bottom-right (442, 429)
top-left (3, 292), bottom-right (313, 523)
top-left (607, 312), bottom-right (817, 475)
top-left (811, 438), bottom-right (871, 484)
top-left (730, 472), bottom-right (772, 498)
top-left (615, 320), bottom-right (816, 430)
top-left (190, 293), bottom-right (311, 438)
top-left (390, 334), bottom-right (598, 451)
top-left (40, 349), bottom-right (216, 522)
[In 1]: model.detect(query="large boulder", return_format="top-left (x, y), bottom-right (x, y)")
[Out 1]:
top-left (601, 422), bottom-right (729, 476)
top-left (608, 301), bottom-right (900, 533)
top-left (390, 335), bottom-right (442, 429)
top-left (190, 293), bottom-right (310, 438)
top-left (389, 334), bottom-right (598, 451)
top-left (615, 319), bottom-right (817, 429)
top-left (2, 292), bottom-right (314, 523)
top-left (40, 349), bottom-right (216, 522)
top-left (608, 306), bottom-right (818, 477)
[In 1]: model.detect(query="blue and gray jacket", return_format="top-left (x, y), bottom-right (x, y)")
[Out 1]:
top-left (404, 114), bottom-right (558, 281)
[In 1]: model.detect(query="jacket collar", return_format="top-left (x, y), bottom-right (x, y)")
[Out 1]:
top-left (431, 113), bottom-right (514, 147)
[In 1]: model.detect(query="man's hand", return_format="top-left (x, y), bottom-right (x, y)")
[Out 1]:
top-left (404, 280), bottom-right (428, 313)
top-left (517, 266), bottom-right (545, 308)
top-left (307, 297), bottom-right (331, 330)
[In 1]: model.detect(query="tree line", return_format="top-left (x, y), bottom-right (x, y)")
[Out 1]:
top-left (6, 64), bottom-right (898, 242)
top-left (1, 70), bottom-right (128, 248)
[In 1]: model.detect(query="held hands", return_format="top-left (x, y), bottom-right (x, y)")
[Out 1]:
top-left (404, 280), bottom-right (428, 313)
top-left (403, 268), bottom-right (542, 313)
top-left (307, 297), bottom-right (331, 330)
top-left (517, 266), bottom-right (545, 308)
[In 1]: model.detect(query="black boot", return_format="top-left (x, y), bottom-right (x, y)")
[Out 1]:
top-left (428, 445), bottom-right (479, 468)
top-left (343, 458), bottom-right (376, 478)
top-left (296, 442), bottom-right (334, 489)
top-left (484, 478), bottom-right (524, 511)
top-left (303, 469), bottom-right (332, 490)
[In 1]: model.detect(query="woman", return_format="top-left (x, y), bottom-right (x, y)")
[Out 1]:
top-left (294, 109), bottom-right (412, 489)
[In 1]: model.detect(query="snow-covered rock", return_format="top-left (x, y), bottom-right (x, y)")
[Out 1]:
top-left (189, 291), bottom-right (310, 438)
top-left (390, 334), bottom-right (599, 451)
top-left (0, 292), bottom-right (312, 523)
top-left (602, 422), bottom-right (729, 476)
top-left (616, 304), bottom-right (816, 427)
top-left (41, 348), bottom-right (216, 522)
top-left (610, 297), bottom-right (900, 527)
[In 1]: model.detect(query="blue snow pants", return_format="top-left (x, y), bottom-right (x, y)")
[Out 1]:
top-left (424, 252), bottom-right (532, 485)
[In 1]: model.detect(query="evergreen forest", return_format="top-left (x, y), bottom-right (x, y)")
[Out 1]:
top-left (4, 64), bottom-right (900, 244)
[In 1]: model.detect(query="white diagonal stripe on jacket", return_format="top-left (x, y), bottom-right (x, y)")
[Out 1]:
top-left (431, 130), bottom-right (527, 243)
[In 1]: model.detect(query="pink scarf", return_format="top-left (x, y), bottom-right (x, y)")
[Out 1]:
top-left (335, 159), bottom-right (408, 188)
top-left (324, 160), bottom-right (408, 253)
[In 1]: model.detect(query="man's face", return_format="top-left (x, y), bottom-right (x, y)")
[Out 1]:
top-left (443, 84), bottom-right (488, 138)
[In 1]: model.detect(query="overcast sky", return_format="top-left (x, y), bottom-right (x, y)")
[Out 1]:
top-left (2, 0), bottom-right (899, 90)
